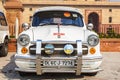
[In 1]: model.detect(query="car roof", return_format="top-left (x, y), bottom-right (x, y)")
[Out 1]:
top-left (34, 6), bottom-right (82, 16)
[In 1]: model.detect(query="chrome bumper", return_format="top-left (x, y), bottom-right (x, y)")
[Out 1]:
top-left (15, 55), bottom-right (102, 74)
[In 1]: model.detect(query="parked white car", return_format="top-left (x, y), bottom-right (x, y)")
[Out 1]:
top-left (0, 10), bottom-right (9, 57)
top-left (15, 6), bottom-right (102, 76)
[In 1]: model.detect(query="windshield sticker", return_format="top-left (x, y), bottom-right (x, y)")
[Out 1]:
top-left (64, 12), bottom-right (71, 17)
top-left (72, 14), bottom-right (78, 17)
top-left (53, 18), bottom-right (61, 24)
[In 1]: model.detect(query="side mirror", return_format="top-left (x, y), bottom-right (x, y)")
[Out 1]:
top-left (87, 23), bottom-right (93, 31)
top-left (22, 23), bottom-right (29, 30)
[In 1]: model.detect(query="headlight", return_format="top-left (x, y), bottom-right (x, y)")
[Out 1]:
top-left (18, 34), bottom-right (30, 46)
top-left (64, 44), bottom-right (74, 55)
top-left (87, 35), bottom-right (99, 46)
top-left (44, 44), bottom-right (54, 54)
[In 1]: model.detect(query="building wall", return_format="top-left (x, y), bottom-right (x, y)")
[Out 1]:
top-left (101, 8), bottom-right (120, 24)
top-left (22, 5), bottom-right (43, 23)
top-left (0, 1), bottom-right (5, 13)
top-left (0, 1), bottom-right (3, 10)
top-left (22, 5), bottom-right (120, 24)
top-left (20, 0), bottom-right (108, 2)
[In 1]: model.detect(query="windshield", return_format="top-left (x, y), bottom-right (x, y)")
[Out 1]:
top-left (32, 11), bottom-right (84, 27)
top-left (0, 12), bottom-right (7, 26)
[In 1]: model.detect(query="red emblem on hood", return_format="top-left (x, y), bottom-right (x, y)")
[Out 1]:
top-left (53, 23), bottom-right (65, 38)
top-left (53, 33), bottom-right (65, 38)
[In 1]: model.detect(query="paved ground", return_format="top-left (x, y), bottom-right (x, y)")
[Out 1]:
top-left (0, 52), bottom-right (120, 80)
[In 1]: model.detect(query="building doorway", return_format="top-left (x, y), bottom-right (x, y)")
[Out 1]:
top-left (88, 12), bottom-right (99, 33)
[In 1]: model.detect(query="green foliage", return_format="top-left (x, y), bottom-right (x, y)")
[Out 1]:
top-left (10, 35), bottom-right (15, 38)
top-left (99, 27), bottom-right (120, 38)
top-left (99, 33), bottom-right (120, 38)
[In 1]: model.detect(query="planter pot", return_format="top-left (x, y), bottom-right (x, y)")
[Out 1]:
top-left (8, 38), bottom-right (17, 52)
top-left (100, 38), bottom-right (120, 52)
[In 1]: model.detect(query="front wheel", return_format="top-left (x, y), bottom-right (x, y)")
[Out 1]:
top-left (18, 71), bottom-right (27, 76)
top-left (85, 72), bottom-right (97, 76)
top-left (18, 71), bottom-right (35, 76)
top-left (0, 39), bottom-right (8, 57)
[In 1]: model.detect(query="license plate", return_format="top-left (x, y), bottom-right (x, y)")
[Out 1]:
top-left (43, 60), bottom-right (75, 66)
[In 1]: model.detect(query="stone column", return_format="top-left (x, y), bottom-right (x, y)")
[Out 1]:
top-left (4, 0), bottom-right (24, 37)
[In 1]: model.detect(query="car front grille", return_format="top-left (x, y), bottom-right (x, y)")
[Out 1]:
top-left (29, 43), bottom-right (88, 57)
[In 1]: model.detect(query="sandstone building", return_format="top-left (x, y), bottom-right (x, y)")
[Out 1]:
top-left (1, 0), bottom-right (120, 37)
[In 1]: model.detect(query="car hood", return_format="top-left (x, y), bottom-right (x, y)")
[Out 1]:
top-left (32, 25), bottom-right (85, 42)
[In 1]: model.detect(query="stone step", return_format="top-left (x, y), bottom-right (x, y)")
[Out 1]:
top-left (8, 39), bottom-right (16, 52)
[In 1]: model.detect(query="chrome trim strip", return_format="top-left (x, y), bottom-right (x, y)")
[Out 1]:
top-left (15, 56), bottom-right (77, 60)
top-left (31, 40), bottom-right (88, 44)
top-left (81, 68), bottom-right (103, 73)
top-left (41, 57), bottom-right (77, 60)
top-left (15, 55), bottom-right (36, 60)
top-left (83, 56), bottom-right (102, 60)
top-left (15, 68), bottom-right (76, 73)
top-left (31, 41), bottom-right (76, 44)
top-left (15, 54), bottom-right (102, 61)
top-left (77, 40), bottom-right (82, 57)
top-left (30, 48), bottom-right (88, 51)
top-left (36, 40), bottom-right (42, 54)
top-left (15, 68), bottom-right (102, 73)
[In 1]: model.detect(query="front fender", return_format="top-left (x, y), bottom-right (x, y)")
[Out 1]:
top-left (0, 31), bottom-right (9, 44)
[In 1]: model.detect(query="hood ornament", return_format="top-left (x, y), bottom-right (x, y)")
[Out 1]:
top-left (53, 24), bottom-right (65, 38)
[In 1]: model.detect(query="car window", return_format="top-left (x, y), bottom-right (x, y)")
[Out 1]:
top-left (32, 11), bottom-right (84, 27)
top-left (0, 12), bottom-right (7, 26)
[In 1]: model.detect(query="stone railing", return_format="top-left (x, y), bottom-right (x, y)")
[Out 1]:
top-left (100, 24), bottom-right (120, 34)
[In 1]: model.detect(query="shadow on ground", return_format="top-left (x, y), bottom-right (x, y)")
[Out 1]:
top-left (1, 55), bottom-right (86, 80)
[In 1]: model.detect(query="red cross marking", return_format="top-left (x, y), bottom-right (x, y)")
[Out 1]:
top-left (53, 33), bottom-right (65, 36)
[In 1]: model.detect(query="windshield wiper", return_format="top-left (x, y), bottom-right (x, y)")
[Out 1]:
top-left (39, 23), bottom-right (58, 26)
top-left (62, 24), bottom-right (79, 26)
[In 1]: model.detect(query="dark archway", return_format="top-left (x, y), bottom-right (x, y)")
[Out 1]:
top-left (88, 12), bottom-right (99, 33)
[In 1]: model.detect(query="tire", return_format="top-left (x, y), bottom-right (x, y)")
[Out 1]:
top-left (18, 71), bottom-right (34, 76)
top-left (18, 71), bottom-right (27, 76)
top-left (85, 72), bottom-right (97, 76)
top-left (0, 39), bottom-right (8, 57)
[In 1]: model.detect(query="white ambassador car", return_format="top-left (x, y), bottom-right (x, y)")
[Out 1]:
top-left (15, 6), bottom-right (102, 76)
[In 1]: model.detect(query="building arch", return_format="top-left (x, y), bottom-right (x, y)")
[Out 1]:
top-left (88, 12), bottom-right (99, 32)
top-left (85, 10), bottom-right (102, 33)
